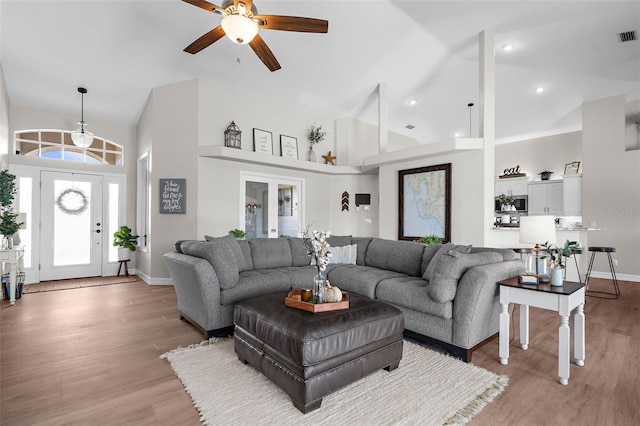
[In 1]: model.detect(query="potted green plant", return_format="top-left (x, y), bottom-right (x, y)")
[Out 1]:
top-left (418, 234), bottom-right (442, 244)
top-left (229, 228), bottom-right (246, 239)
top-left (542, 240), bottom-right (580, 286)
top-left (498, 193), bottom-right (515, 211)
top-left (113, 225), bottom-right (139, 260)
top-left (0, 170), bottom-right (23, 249)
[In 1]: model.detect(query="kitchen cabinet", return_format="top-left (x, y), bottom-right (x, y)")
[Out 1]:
top-left (562, 174), bottom-right (582, 215)
top-left (528, 181), bottom-right (564, 215)
top-left (495, 177), bottom-right (529, 197)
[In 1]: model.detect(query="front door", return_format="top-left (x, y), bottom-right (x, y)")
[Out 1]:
top-left (40, 171), bottom-right (103, 280)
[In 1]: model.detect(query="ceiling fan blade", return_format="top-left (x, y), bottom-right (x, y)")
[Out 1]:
top-left (182, 0), bottom-right (225, 14)
top-left (249, 35), bottom-right (281, 72)
top-left (184, 26), bottom-right (226, 54)
top-left (254, 15), bottom-right (328, 33)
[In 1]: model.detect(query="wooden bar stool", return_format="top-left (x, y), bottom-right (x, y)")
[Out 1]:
top-left (585, 246), bottom-right (620, 299)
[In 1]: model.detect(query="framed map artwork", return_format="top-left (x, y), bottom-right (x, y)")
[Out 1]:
top-left (398, 163), bottom-right (451, 242)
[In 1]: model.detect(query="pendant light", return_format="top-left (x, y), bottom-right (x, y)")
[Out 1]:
top-left (70, 87), bottom-right (94, 148)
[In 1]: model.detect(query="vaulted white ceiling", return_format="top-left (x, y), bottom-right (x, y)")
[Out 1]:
top-left (2, 1), bottom-right (639, 145)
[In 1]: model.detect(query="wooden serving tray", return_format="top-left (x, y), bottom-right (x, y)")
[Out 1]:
top-left (285, 290), bottom-right (349, 313)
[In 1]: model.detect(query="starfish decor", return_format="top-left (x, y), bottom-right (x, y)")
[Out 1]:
top-left (322, 151), bottom-right (337, 165)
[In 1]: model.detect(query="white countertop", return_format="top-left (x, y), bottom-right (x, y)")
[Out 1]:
top-left (493, 227), bottom-right (600, 231)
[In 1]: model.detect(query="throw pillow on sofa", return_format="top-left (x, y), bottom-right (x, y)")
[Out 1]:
top-left (204, 234), bottom-right (248, 271)
top-left (422, 243), bottom-right (471, 282)
top-left (287, 237), bottom-right (312, 266)
top-left (429, 251), bottom-right (503, 303)
top-left (329, 244), bottom-right (357, 264)
top-left (181, 241), bottom-right (239, 289)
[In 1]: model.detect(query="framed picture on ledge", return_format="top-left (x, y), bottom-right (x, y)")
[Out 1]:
top-left (253, 128), bottom-right (273, 155)
top-left (564, 161), bottom-right (580, 175)
top-left (398, 163), bottom-right (451, 242)
top-left (280, 135), bottom-right (298, 159)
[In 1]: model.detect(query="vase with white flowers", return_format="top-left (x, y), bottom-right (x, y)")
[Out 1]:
top-left (307, 123), bottom-right (326, 162)
top-left (305, 230), bottom-right (332, 303)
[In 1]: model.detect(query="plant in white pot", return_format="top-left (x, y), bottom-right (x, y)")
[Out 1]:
top-left (113, 225), bottom-right (139, 261)
top-left (542, 240), bottom-right (580, 286)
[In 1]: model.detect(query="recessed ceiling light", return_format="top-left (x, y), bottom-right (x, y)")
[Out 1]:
top-left (454, 132), bottom-right (462, 138)
top-left (535, 87), bottom-right (544, 94)
top-left (408, 98), bottom-right (417, 106)
top-left (503, 44), bottom-right (513, 52)
top-left (405, 124), bottom-right (415, 130)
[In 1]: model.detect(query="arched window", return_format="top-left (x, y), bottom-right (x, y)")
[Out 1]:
top-left (14, 130), bottom-right (124, 166)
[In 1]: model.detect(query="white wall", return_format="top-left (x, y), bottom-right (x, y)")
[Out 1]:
top-left (329, 174), bottom-right (379, 237)
top-left (378, 150), bottom-right (485, 246)
top-left (197, 79), bottom-right (335, 160)
top-left (194, 78), bottom-right (379, 238)
top-left (8, 106), bottom-right (137, 225)
top-left (136, 94), bottom-right (153, 278)
top-left (583, 95), bottom-right (640, 279)
top-left (0, 63), bottom-right (9, 168)
top-left (197, 157), bottom-right (335, 237)
top-left (335, 117), bottom-right (419, 166)
top-left (495, 131), bottom-right (582, 180)
top-left (138, 80), bottom-right (199, 281)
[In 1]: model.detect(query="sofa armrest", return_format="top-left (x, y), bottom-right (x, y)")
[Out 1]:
top-left (163, 251), bottom-right (224, 331)
top-left (452, 260), bottom-right (524, 349)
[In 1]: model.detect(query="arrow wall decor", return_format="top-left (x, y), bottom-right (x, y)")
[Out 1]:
top-left (341, 191), bottom-right (349, 211)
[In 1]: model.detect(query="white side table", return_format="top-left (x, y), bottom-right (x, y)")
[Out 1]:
top-left (498, 277), bottom-right (586, 385)
top-left (0, 245), bottom-right (25, 305)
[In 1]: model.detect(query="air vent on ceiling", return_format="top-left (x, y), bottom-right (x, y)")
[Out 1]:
top-left (617, 31), bottom-right (637, 43)
top-left (405, 124), bottom-right (415, 130)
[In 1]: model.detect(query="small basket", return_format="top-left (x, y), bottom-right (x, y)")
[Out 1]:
top-left (1, 272), bottom-right (26, 300)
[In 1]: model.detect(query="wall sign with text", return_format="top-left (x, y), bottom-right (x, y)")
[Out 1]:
top-left (160, 178), bottom-right (186, 214)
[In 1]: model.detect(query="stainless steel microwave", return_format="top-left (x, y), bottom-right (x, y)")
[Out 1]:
top-left (495, 195), bottom-right (528, 212)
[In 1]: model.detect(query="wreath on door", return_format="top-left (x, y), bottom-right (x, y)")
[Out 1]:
top-left (56, 188), bottom-right (89, 215)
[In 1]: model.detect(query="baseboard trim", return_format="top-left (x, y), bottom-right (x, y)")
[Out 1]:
top-left (136, 270), bottom-right (173, 286)
top-left (402, 330), bottom-right (497, 362)
top-left (589, 271), bottom-right (639, 283)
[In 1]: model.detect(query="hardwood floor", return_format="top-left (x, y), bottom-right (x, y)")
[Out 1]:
top-left (1, 277), bottom-right (638, 425)
top-left (1, 278), bottom-right (202, 425)
top-left (471, 278), bottom-right (640, 426)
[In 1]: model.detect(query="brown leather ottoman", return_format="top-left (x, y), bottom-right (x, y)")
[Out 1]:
top-left (234, 292), bottom-right (404, 413)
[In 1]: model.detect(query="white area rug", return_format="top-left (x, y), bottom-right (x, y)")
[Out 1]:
top-left (161, 338), bottom-right (507, 425)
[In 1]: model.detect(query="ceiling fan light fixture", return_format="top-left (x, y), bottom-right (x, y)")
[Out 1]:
top-left (221, 14), bottom-right (258, 44)
top-left (70, 87), bottom-right (94, 148)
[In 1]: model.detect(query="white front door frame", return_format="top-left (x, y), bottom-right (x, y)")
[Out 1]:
top-left (9, 164), bottom-right (126, 283)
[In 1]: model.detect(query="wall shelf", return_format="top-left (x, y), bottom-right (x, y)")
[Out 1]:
top-left (198, 145), bottom-right (362, 175)
top-left (199, 138), bottom-right (484, 175)
top-left (361, 138), bottom-right (484, 172)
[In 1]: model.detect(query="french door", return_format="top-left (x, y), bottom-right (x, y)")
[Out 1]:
top-left (40, 171), bottom-right (103, 280)
top-left (240, 173), bottom-right (303, 239)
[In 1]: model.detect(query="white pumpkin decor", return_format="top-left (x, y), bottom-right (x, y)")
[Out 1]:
top-left (323, 281), bottom-right (343, 303)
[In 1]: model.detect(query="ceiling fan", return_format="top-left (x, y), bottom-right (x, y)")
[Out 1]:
top-left (182, 0), bottom-right (329, 72)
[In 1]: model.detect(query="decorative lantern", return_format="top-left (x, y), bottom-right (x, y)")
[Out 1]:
top-left (224, 121), bottom-right (242, 149)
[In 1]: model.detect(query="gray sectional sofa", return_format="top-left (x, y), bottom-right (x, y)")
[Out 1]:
top-left (163, 235), bottom-right (524, 361)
